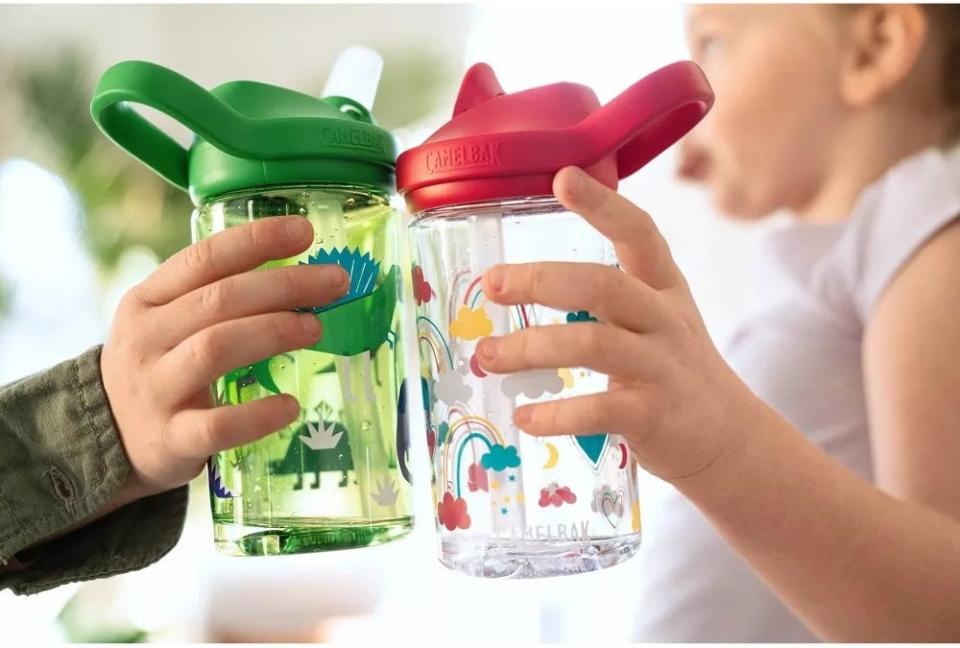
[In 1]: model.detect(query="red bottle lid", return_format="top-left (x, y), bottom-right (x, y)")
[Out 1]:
top-left (397, 61), bottom-right (714, 213)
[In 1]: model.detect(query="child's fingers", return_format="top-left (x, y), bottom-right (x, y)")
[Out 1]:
top-left (513, 389), bottom-right (646, 439)
top-left (134, 217), bottom-right (314, 307)
top-left (476, 322), bottom-right (660, 379)
top-left (482, 261), bottom-right (669, 333)
top-left (153, 311), bottom-right (322, 406)
top-left (553, 166), bottom-right (682, 291)
top-left (165, 394), bottom-right (300, 461)
top-left (153, 264), bottom-right (348, 347)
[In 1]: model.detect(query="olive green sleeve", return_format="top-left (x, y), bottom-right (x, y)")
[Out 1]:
top-left (0, 345), bottom-right (188, 595)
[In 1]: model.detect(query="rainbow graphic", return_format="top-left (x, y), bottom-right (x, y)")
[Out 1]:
top-left (417, 315), bottom-right (455, 374)
top-left (447, 269), bottom-right (471, 326)
top-left (441, 414), bottom-right (509, 498)
top-left (464, 274), bottom-right (532, 331)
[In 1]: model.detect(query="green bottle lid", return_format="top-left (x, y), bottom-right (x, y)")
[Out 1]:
top-left (90, 60), bottom-right (397, 204)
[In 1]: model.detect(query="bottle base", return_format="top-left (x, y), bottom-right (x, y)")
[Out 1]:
top-left (213, 516), bottom-right (414, 556)
top-left (439, 532), bottom-right (642, 578)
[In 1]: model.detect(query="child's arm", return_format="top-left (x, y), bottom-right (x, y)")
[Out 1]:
top-left (475, 166), bottom-right (960, 641)
top-left (0, 347), bottom-right (189, 594)
top-left (672, 386), bottom-right (960, 642)
top-left (0, 216), bottom-right (348, 594)
top-left (863, 217), bottom-right (960, 519)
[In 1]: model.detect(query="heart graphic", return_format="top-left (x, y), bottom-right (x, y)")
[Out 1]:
top-left (599, 491), bottom-right (624, 529)
top-left (573, 433), bottom-right (610, 470)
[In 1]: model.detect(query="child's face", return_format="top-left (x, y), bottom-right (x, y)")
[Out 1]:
top-left (680, 5), bottom-right (849, 219)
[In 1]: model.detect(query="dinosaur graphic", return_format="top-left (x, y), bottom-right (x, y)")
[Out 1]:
top-left (269, 420), bottom-right (353, 490)
top-left (307, 259), bottom-right (399, 357)
top-left (251, 261), bottom-right (401, 395)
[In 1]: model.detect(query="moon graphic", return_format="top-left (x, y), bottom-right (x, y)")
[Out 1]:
top-left (618, 442), bottom-right (629, 469)
top-left (542, 442), bottom-right (559, 469)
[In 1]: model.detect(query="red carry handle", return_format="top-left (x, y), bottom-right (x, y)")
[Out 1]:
top-left (573, 60), bottom-right (714, 178)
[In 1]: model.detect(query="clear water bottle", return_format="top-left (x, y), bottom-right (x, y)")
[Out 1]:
top-left (396, 61), bottom-right (712, 577)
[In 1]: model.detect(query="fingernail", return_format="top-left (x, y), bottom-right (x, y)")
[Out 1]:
top-left (478, 337), bottom-right (498, 361)
top-left (332, 266), bottom-right (349, 289)
top-left (514, 407), bottom-right (531, 427)
top-left (285, 217), bottom-right (311, 242)
top-left (284, 395), bottom-right (301, 419)
top-left (486, 265), bottom-right (504, 293)
top-left (300, 313), bottom-right (321, 337)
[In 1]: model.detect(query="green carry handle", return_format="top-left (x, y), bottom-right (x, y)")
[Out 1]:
top-left (90, 60), bottom-right (390, 193)
top-left (90, 61), bottom-right (250, 191)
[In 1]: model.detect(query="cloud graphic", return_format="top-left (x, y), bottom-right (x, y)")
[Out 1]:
top-left (501, 369), bottom-right (564, 399)
top-left (449, 305), bottom-right (493, 340)
top-left (566, 310), bottom-right (598, 323)
top-left (434, 370), bottom-right (473, 406)
top-left (480, 444), bottom-right (521, 471)
top-left (539, 482), bottom-right (577, 508)
top-left (437, 492), bottom-right (471, 531)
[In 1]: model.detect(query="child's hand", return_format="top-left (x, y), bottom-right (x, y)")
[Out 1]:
top-left (477, 167), bottom-right (758, 481)
top-left (101, 216), bottom-right (348, 502)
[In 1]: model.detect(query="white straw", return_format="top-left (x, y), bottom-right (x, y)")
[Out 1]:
top-left (322, 45), bottom-right (384, 111)
top-left (469, 209), bottom-right (527, 537)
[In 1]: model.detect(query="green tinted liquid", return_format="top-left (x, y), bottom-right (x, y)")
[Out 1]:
top-left (196, 186), bottom-right (413, 556)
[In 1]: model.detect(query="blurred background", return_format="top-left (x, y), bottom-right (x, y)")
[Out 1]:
top-left (0, 3), bottom-right (763, 642)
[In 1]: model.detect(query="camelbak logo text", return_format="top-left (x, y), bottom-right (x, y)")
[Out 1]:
top-left (425, 142), bottom-right (502, 173)
top-left (320, 126), bottom-right (385, 153)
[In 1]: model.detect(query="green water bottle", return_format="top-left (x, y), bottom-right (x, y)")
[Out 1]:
top-left (90, 51), bottom-right (413, 556)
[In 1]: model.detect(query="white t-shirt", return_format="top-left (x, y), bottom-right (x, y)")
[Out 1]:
top-left (632, 144), bottom-right (960, 642)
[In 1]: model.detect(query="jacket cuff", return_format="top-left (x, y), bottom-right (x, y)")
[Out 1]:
top-left (0, 345), bottom-right (188, 594)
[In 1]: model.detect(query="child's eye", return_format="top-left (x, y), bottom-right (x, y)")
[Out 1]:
top-left (695, 34), bottom-right (725, 62)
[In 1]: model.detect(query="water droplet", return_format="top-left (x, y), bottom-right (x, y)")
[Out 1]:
top-left (361, 420), bottom-right (372, 431)
top-left (299, 207), bottom-right (307, 215)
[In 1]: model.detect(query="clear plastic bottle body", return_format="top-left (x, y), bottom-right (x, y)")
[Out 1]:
top-left (193, 184), bottom-right (413, 556)
top-left (409, 196), bottom-right (641, 578)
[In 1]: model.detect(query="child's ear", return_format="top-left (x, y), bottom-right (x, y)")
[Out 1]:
top-left (838, 4), bottom-right (928, 108)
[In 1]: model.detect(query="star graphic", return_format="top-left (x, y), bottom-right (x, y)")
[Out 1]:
top-left (503, 495), bottom-right (511, 504)
top-left (508, 473), bottom-right (517, 482)
top-left (490, 479), bottom-right (501, 491)
top-left (500, 506), bottom-right (508, 516)
top-left (516, 493), bottom-right (526, 504)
